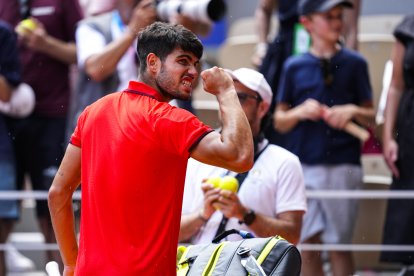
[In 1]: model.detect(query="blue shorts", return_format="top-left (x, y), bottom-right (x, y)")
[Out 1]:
top-left (300, 164), bottom-right (363, 244)
top-left (0, 153), bottom-right (19, 219)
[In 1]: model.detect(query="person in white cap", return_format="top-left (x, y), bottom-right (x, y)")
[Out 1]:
top-left (179, 67), bottom-right (307, 245)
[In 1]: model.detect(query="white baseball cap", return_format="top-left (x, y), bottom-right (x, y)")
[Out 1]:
top-left (226, 68), bottom-right (273, 105)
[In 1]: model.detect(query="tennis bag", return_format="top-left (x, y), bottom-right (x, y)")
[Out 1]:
top-left (176, 230), bottom-right (301, 276)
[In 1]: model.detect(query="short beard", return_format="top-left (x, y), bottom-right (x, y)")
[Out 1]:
top-left (155, 67), bottom-right (191, 101)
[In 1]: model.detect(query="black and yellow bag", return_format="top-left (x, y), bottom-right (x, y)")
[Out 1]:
top-left (177, 229), bottom-right (301, 276)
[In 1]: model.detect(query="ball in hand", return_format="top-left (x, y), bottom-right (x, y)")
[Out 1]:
top-left (219, 176), bottom-right (239, 193)
top-left (205, 176), bottom-right (221, 188)
top-left (15, 18), bottom-right (37, 35)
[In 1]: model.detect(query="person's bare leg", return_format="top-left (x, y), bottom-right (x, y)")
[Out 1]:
top-left (0, 219), bottom-right (14, 275)
top-left (38, 216), bottom-right (63, 269)
top-left (330, 251), bottom-right (354, 276)
top-left (301, 234), bottom-right (325, 276)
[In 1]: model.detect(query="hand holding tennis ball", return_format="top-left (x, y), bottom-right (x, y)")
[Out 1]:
top-left (206, 176), bottom-right (239, 193)
top-left (15, 18), bottom-right (38, 35)
top-left (205, 176), bottom-right (221, 188)
top-left (219, 176), bottom-right (239, 193)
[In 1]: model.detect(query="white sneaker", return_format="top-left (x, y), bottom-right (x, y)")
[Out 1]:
top-left (5, 244), bottom-right (36, 272)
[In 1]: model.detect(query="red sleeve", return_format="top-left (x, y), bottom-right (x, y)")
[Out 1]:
top-left (69, 106), bottom-right (89, 147)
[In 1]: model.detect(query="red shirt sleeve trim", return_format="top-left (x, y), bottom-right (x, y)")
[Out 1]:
top-left (188, 129), bottom-right (214, 154)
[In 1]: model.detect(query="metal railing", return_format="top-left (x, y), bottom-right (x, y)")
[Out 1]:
top-left (1, 189), bottom-right (414, 252)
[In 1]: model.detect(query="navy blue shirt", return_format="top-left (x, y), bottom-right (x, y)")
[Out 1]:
top-left (0, 20), bottom-right (20, 87)
top-left (0, 20), bottom-right (21, 155)
top-left (277, 48), bottom-right (372, 165)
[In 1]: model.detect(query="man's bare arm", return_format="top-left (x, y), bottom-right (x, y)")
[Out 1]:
top-left (48, 144), bottom-right (81, 275)
top-left (190, 67), bottom-right (254, 173)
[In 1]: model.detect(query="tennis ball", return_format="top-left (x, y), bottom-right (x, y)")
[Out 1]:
top-left (177, 245), bottom-right (187, 264)
top-left (219, 176), bottom-right (239, 193)
top-left (205, 176), bottom-right (221, 188)
top-left (15, 18), bottom-right (37, 35)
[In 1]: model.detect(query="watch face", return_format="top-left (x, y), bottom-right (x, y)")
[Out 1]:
top-left (243, 210), bottom-right (256, 225)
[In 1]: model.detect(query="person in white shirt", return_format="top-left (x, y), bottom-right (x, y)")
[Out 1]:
top-left (179, 68), bottom-right (307, 245)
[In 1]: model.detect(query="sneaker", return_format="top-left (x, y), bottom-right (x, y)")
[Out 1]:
top-left (5, 244), bottom-right (36, 272)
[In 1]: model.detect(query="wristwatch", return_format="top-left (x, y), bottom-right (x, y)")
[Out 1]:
top-left (241, 209), bottom-right (256, 226)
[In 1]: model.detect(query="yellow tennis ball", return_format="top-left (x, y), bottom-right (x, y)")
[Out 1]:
top-left (205, 176), bottom-right (221, 188)
top-left (219, 176), bottom-right (239, 193)
top-left (176, 245), bottom-right (187, 264)
top-left (15, 18), bottom-right (37, 35)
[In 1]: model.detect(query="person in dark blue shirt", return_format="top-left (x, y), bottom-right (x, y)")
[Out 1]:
top-left (0, 19), bottom-right (21, 275)
top-left (253, 0), bottom-right (361, 147)
top-left (274, 0), bottom-right (374, 275)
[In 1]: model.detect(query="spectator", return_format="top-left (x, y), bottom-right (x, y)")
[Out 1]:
top-left (0, 0), bottom-right (83, 270)
top-left (381, 14), bottom-right (414, 275)
top-left (48, 22), bottom-right (253, 275)
top-left (70, 0), bottom-right (156, 137)
top-left (78, 0), bottom-right (117, 17)
top-left (0, 19), bottom-right (21, 275)
top-left (274, 0), bottom-right (375, 275)
top-left (253, 0), bottom-right (360, 146)
top-left (179, 68), bottom-right (306, 245)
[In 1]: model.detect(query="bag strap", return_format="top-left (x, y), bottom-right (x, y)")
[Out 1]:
top-left (201, 242), bottom-right (228, 276)
top-left (212, 142), bottom-right (269, 242)
top-left (212, 229), bottom-right (254, 244)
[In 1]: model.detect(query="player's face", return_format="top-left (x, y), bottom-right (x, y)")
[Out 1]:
top-left (155, 48), bottom-right (200, 101)
top-left (310, 6), bottom-right (344, 43)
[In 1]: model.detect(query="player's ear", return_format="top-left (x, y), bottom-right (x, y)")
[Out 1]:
top-left (146, 53), bottom-right (160, 73)
top-left (258, 101), bottom-right (270, 121)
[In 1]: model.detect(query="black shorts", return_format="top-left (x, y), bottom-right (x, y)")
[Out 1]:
top-left (7, 115), bottom-right (66, 217)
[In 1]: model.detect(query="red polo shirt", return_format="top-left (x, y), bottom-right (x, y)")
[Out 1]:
top-left (71, 81), bottom-right (212, 275)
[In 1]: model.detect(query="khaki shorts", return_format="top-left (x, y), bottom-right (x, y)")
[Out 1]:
top-left (300, 164), bottom-right (363, 244)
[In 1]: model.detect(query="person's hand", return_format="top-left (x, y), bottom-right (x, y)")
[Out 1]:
top-left (322, 104), bottom-right (356, 129)
top-left (200, 182), bottom-right (221, 219)
top-left (213, 189), bottom-right (245, 221)
top-left (17, 18), bottom-right (48, 52)
top-left (251, 43), bottom-right (268, 68)
top-left (383, 137), bottom-right (400, 178)
top-left (200, 67), bottom-right (235, 97)
top-left (128, 0), bottom-right (157, 35)
top-left (297, 99), bottom-right (323, 121)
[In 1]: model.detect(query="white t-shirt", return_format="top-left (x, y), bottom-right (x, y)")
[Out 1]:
top-left (182, 139), bottom-right (307, 244)
top-left (75, 11), bottom-right (138, 91)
